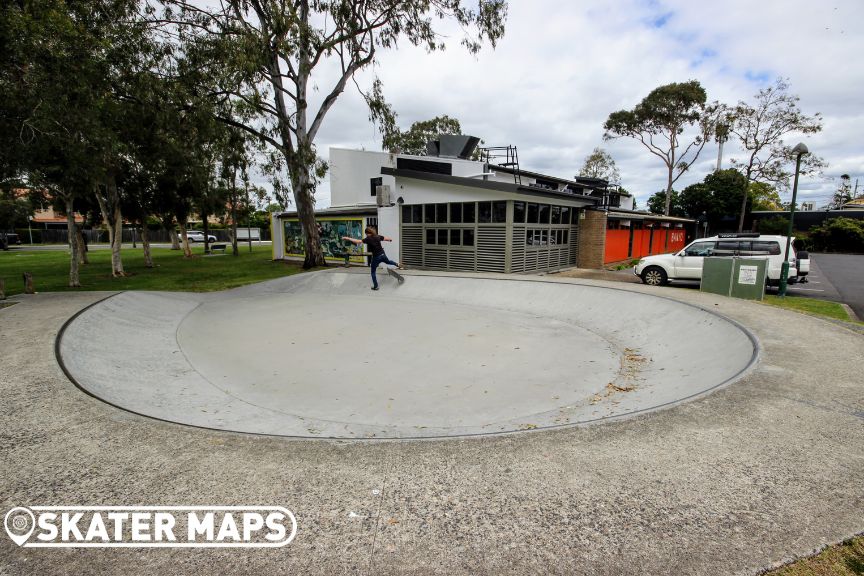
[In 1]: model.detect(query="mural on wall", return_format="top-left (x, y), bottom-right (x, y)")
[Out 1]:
top-left (284, 219), bottom-right (365, 262)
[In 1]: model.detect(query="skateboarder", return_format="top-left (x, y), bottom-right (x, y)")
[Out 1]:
top-left (342, 227), bottom-right (404, 290)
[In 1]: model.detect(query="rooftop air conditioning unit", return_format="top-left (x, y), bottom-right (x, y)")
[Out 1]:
top-left (376, 184), bottom-right (392, 207)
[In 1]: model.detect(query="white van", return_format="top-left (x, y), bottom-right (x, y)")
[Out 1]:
top-left (634, 234), bottom-right (806, 287)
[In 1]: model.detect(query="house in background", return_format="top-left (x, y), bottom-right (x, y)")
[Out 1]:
top-left (273, 136), bottom-right (620, 273)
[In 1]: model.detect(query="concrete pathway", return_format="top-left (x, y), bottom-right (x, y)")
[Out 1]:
top-left (0, 274), bottom-right (862, 575)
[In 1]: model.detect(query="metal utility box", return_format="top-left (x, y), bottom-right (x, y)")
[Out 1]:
top-left (700, 257), bottom-right (767, 300)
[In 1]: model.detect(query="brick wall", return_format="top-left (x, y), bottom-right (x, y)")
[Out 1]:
top-left (577, 209), bottom-right (607, 269)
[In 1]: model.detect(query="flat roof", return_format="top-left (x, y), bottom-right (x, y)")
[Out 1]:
top-left (607, 209), bottom-right (694, 223)
top-left (277, 205), bottom-right (379, 218)
top-left (381, 168), bottom-right (599, 205)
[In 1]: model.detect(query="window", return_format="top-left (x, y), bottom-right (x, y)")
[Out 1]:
top-left (478, 201), bottom-right (492, 223)
top-left (436, 204), bottom-right (448, 223)
top-left (402, 205), bottom-right (412, 223)
top-left (715, 241), bottom-right (741, 255)
top-left (370, 177), bottom-right (382, 197)
top-left (551, 206), bottom-right (561, 225)
top-left (492, 201), bottom-right (507, 223)
top-left (437, 229), bottom-right (448, 245)
top-left (412, 205), bottom-right (422, 223)
top-left (539, 204), bottom-right (550, 224)
top-left (527, 203), bottom-right (539, 223)
top-left (540, 230), bottom-right (548, 245)
top-left (424, 204), bottom-right (435, 224)
top-left (450, 203), bottom-right (462, 223)
top-left (450, 229), bottom-right (461, 245)
top-left (751, 241), bottom-right (781, 255)
top-left (463, 202), bottom-right (476, 223)
top-left (426, 229), bottom-right (436, 244)
top-left (513, 201), bottom-right (526, 223)
top-left (561, 206), bottom-right (571, 224)
top-left (684, 241), bottom-right (715, 257)
top-left (463, 229), bottom-right (475, 246)
top-left (563, 230), bottom-right (569, 244)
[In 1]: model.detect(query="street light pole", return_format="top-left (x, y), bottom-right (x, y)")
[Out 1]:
top-left (778, 143), bottom-right (809, 297)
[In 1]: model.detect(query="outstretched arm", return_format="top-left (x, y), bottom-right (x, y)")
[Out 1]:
top-left (341, 236), bottom-right (362, 245)
top-left (382, 236), bottom-right (393, 242)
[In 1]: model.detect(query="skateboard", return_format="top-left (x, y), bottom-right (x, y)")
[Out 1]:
top-left (387, 268), bottom-right (405, 285)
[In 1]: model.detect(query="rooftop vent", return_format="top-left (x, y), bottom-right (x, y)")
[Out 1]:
top-left (425, 135), bottom-right (480, 159)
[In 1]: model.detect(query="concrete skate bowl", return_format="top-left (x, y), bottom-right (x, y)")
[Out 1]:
top-left (57, 271), bottom-right (759, 439)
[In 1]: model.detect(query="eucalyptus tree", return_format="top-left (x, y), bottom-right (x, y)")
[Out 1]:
top-left (2, 0), bottom-right (155, 282)
top-left (726, 79), bottom-right (824, 231)
top-left (604, 80), bottom-right (719, 216)
top-left (149, 0), bottom-right (508, 268)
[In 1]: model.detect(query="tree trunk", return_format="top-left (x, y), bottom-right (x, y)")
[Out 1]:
top-left (65, 195), bottom-right (81, 287)
top-left (23, 272), bottom-right (34, 294)
top-left (737, 167), bottom-right (752, 232)
top-left (95, 174), bottom-right (125, 276)
top-left (75, 226), bottom-right (89, 265)
top-left (178, 222), bottom-right (193, 258)
top-left (163, 216), bottom-right (181, 250)
top-left (664, 161), bottom-right (674, 216)
top-left (0, 278), bottom-right (6, 300)
top-left (202, 209), bottom-right (210, 255)
top-left (290, 159), bottom-right (326, 269)
top-left (231, 166), bottom-right (239, 257)
top-left (141, 224), bottom-right (153, 267)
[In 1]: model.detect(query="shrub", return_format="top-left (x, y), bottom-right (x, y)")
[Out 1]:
top-left (808, 218), bottom-right (864, 253)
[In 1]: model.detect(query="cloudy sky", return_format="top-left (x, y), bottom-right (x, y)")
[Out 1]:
top-left (293, 0), bottom-right (863, 210)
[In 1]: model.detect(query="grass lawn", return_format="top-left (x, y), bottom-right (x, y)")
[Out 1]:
top-left (0, 245), bottom-right (306, 296)
top-left (763, 294), bottom-right (858, 323)
top-left (765, 536), bottom-right (864, 575)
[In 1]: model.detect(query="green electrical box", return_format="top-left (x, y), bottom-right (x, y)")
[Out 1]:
top-left (700, 257), bottom-right (767, 300)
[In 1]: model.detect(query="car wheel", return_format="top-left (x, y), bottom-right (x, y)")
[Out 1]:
top-left (641, 266), bottom-right (667, 286)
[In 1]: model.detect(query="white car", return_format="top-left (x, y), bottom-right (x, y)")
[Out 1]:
top-left (634, 234), bottom-right (805, 287)
top-left (185, 230), bottom-right (217, 243)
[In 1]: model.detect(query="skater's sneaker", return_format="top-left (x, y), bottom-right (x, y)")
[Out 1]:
top-left (371, 286), bottom-right (379, 291)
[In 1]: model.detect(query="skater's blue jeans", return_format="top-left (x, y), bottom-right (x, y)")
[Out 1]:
top-left (370, 253), bottom-right (398, 288)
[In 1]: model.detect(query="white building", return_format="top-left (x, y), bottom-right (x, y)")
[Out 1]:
top-left (273, 136), bottom-right (614, 273)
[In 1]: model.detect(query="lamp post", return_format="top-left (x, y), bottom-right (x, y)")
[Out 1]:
top-left (27, 216), bottom-right (33, 244)
top-left (778, 142), bottom-right (809, 296)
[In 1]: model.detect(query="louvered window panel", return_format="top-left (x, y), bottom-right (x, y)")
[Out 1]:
top-left (476, 227), bottom-right (506, 273)
top-left (401, 227), bottom-right (423, 267)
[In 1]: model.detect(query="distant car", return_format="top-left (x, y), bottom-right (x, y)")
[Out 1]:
top-left (634, 233), bottom-right (804, 288)
top-left (0, 232), bottom-right (21, 250)
top-left (185, 230), bottom-right (217, 243)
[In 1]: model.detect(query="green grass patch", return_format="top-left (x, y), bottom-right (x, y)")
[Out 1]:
top-left (765, 535), bottom-right (864, 575)
top-left (0, 245), bottom-right (306, 296)
top-left (763, 294), bottom-right (856, 322)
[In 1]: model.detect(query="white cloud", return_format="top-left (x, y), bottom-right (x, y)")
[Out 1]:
top-left (297, 0), bottom-right (864, 210)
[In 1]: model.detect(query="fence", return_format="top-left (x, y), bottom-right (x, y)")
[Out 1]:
top-left (14, 226), bottom-right (271, 245)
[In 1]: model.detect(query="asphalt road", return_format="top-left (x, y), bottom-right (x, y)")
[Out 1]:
top-left (793, 253), bottom-right (864, 320)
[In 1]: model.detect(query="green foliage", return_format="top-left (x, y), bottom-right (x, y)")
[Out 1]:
top-left (647, 189), bottom-right (683, 216)
top-left (756, 216), bottom-right (790, 235)
top-left (749, 181), bottom-right (783, 211)
top-left (0, 189), bottom-right (31, 230)
top-left (808, 218), bottom-right (864, 253)
top-left (603, 80), bottom-right (718, 215)
top-left (578, 147), bottom-right (621, 185)
top-left (383, 115), bottom-right (464, 155)
top-left (678, 169), bottom-right (748, 229)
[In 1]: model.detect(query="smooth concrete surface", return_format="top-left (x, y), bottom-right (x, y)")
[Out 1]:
top-left (57, 271), bottom-right (757, 438)
top-left (1, 274), bottom-right (862, 576)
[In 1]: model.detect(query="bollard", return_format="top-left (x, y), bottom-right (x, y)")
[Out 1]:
top-left (23, 272), bottom-right (34, 294)
top-left (0, 278), bottom-right (5, 300)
